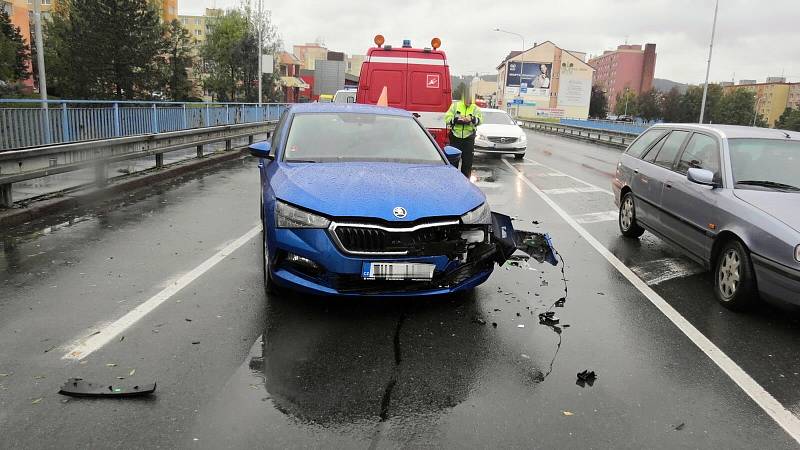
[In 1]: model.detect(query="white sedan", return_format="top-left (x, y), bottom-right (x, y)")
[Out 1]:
top-left (474, 108), bottom-right (527, 159)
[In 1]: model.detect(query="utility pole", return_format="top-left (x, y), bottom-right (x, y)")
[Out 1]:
top-left (623, 88), bottom-right (630, 117)
top-left (32, 0), bottom-right (51, 143)
top-left (257, 0), bottom-right (263, 106)
top-left (493, 29), bottom-right (525, 117)
top-left (699, 0), bottom-right (719, 124)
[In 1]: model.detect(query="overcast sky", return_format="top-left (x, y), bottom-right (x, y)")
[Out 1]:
top-left (182, 0), bottom-right (800, 84)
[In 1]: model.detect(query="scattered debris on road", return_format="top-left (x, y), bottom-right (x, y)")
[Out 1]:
top-left (471, 315), bottom-right (487, 325)
top-left (576, 370), bottom-right (597, 388)
top-left (674, 422), bottom-right (685, 431)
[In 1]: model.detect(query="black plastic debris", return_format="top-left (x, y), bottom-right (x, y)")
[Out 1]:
top-left (674, 423), bottom-right (685, 431)
top-left (514, 231), bottom-right (558, 266)
top-left (554, 297), bottom-right (566, 308)
top-left (471, 316), bottom-right (487, 326)
top-left (58, 378), bottom-right (156, 398)
top-left (491, 322), bottom-right (498, 328)
top-left (576, 370), bottom-right (597, 388)
top-left (539, 311), bottom-right (559, 326)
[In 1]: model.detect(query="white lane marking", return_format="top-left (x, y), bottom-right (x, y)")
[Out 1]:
top-left (542, 172), bottom-right (569, 177)
top-left (630, 257), bottom-right (705, 286)
top-left (522, 157), bottom-right (615, 195)
top-left (574, 210), bottom-right (618, 224)
top-left (62, 224), bottom-right (262, 360)
top-left (502, 158), bottom-right (800, 443)
top-left (542, 187), bottom-right (605, 195)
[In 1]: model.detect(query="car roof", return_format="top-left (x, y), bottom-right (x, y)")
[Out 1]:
top-left (650, 123), bottom-right (800, 140)
top-left (480, 108), bottom-right (508, 113)
top-left (289, 102), bottom-right (411, 117)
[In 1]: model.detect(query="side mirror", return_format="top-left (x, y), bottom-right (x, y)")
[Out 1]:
top-left (443, 145), bottom-right (462, 165)
top-left (249, 141), bottom-right (273, 159)
top-left (687, 168), bottom-right (716, 187)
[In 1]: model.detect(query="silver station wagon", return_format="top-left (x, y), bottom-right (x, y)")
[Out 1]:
top-left (612, 124), bottom-right (800, 310)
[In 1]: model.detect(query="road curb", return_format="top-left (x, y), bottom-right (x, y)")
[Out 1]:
top-left (0, 148), bottom-right (249, 229)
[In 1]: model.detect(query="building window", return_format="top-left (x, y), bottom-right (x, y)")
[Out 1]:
top-left (42, 0), bottom-right (51, 4)
top-left (181, 17), bottom-right (188, 24)
top-left (194, 29), bottom-right (202, 36)
top-left (195, 18), bottom-right (201, 25)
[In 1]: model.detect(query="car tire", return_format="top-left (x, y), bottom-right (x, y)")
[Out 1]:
top-left (714, 240), bottom-right (758, 311)
top-left (618, 191), bottom-right (645, 238)
top-left (262, 226), bottom-right (278, 294)
top-left (514, 154), bottom-right (525, 160)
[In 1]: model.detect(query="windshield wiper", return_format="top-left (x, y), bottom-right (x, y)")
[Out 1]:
top-left (736, 180), bottom-right (800, 191)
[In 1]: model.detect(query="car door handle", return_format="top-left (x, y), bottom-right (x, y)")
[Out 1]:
top-left (665, 182), bottom-right (673, 189)
top-left (633, 169), bottom-right (639, 174)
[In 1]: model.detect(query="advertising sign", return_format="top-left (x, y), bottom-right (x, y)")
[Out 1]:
top-left (506, 61), bottom-right (551, 97)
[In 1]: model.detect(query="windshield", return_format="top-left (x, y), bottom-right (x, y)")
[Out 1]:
top-left (283, 113), bottom-right (445, 164)
top-left (481, 111), bottom-right (516, 125)
top-left (728, 139), bottom-right (800, 191)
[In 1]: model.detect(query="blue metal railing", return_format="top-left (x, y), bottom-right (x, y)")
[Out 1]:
top-left (0, 99), bottom-right (289, 151)
top-left (559, 118), bottom-right (651, 135)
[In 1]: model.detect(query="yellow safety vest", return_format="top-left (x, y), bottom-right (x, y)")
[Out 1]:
top-left (444, 101), bottom-right (483, 139)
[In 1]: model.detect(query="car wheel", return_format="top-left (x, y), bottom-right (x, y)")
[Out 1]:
top-left (514, 154), bottom-right (525, 160)
top-left (618, 191), bottom-right (645, 238)
top-left (714, 240), bottom-right (758, 311)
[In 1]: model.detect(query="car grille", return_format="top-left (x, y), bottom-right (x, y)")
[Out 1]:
top-left (332, 223), bottom-right (464, 255)
top-left (488, 136), bottom-right (518, 144)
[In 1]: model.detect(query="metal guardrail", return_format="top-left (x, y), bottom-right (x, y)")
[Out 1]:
top-left (517, 119), bottom-right (641, 149)
top-left (0, 120), bottom-right (277, 207)
top-left (0, 99), bottom-right (289, 151)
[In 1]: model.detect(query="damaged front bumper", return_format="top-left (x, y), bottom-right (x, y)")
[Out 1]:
top-left (268, 212), bottom-right (556, 296)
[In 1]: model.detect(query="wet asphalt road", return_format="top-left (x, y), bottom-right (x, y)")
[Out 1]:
top-left (1, 132), bottom-right (799, 449)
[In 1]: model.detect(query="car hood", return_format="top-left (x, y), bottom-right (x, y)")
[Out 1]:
top-left (271, 162), bottom-right (485, 222)
top-left (477, 124), bottom-right (523, 138)
top-left (734, 189), bottom-right (800, 232)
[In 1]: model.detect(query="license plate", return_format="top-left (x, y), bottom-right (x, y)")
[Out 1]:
top-left (362, 262), bottom-right (435, 281)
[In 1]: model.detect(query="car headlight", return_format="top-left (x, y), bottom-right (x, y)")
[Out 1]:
top-left (276, 201), bottom-right (330, 228)
top-left (461, 202), bottom-right (492, 225)
top-left (519, 133), bottom-right (527, 142)
top-left (795, 244), bottom-right (800, 262)
top-left (477, 133), bottom-right (488, 141)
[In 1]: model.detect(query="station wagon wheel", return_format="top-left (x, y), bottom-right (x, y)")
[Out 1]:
top-left (618, 191), bottom-right (645, 238)
top-left (714, 240), bottom-right (758, 311)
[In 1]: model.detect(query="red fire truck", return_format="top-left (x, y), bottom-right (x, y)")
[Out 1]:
top-left (356, 35), bottom-right (452, 148)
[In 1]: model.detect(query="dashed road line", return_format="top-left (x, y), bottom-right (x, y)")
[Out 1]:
top-left (542, 187), bottom-right (605, 195)
top-left (62, 224), bottom-right (262, 360)
top-left (502, 158), bottom-right (800, 444)
top-left (574, 210), bottom-right (619, 224)
top-left (630, 257), bottom-right (705, 286)
top-left (523, 157), bottom-right (615, 195)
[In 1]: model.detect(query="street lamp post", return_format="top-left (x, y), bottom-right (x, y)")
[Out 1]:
top-left (493, 28), bottom-right (525, 117)
top-left (699, 0), bottom-right (719, 124)
top-left (257, 0), bottom-right (263, 106)
top-left (623, 87), bottom-right (630, 117)
top-left (32, 0), bottom-right (51, 143)
top-left (752, 95), bottom-right (762, 127)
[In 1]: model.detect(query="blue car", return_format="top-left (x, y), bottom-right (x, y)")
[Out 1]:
top-left (251, 103), bottom-right (524, 296)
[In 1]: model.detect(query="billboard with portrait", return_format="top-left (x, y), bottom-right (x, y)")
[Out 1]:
top-left (505, 61), bottom-right (552, 97)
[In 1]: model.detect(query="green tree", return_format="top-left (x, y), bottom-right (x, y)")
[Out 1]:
top-left (614, 89), bottom-right (638, 116)
top-left (0, 7), bottom-right (30, 82)
top-left (452, 82), bottom-right (466, 101)
top-left (588, 85), bottom-right (608, 119)
top-left (201, 5), bottom-right (280, 102)
top-left (712, 89), bottom-right (758, 126)
top-left (45, 0), bottom-right (166, 99)
top-left (775, 107), bottom-right (800, 131)
top-left (660, 87), bottom-right (682, 123)
top-left (160, 19), bottom-right (194, 100)
top-left (679, 84), bottom-right (723, 123)
top-left (636, 89), bottom-right (661, 122)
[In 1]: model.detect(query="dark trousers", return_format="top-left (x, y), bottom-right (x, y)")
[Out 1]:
top-left (448, 133), bottom-right (475, 177)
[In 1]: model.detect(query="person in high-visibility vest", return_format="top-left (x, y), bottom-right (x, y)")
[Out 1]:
top-left (444, 85), bottom-right (483, 177)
